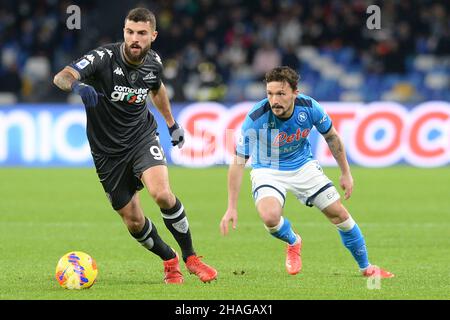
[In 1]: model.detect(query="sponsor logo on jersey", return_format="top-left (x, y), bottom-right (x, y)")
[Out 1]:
top-left (110, 85), bottom-right (149, 104)
top-left (85, 54), bottom-right (95, 63)
top-left (154, 52), bottom-right (162, 65)
top-left (114, 67), bottom-right (124, 76)
top-left (95, 50), bottom-right (105, 60)
top-left (105, 48), bottom-right (113, 57)
top-left (272, 128), bottom-right (310, 147)
top-left (114, 67), bottom-right (125, 76)
top-left (262, 122), bottom-right (275, 129)
top-left (75, 59), bottom-right (89, 70)
top-left (143, 71), bottom-right (156, 81)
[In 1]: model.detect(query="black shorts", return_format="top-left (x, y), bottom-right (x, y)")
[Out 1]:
top-left (92, 134), bottom-right (167, 210)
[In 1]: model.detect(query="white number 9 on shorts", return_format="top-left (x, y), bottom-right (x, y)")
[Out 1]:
top-left (150, 145), bottom-right (164, 160)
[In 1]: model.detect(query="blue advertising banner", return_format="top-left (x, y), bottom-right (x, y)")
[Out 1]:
top-left (0, 104), bottom-right (177, 167)
top-left (1, 101), bottom-right (449, 167)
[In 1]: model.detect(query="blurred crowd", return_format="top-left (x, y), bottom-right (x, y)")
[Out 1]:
top-left (0, 0), bottom-right (449, 103)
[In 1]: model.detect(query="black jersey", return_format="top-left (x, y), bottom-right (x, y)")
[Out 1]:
top-left (69, 42), bottom-right (164, 155)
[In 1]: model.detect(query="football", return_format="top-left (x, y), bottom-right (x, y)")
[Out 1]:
top-left (55, 251), bottom-right (98, 289)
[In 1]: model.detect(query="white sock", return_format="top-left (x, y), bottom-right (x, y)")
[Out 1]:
top-left (335, 216), bottom-right (356, 231)
top-left (291, 233), bottom-right (301, 246)
top-left (264, 216), bottom-right (284, 233)
top-left (360, 264), bottom-right (372, 272)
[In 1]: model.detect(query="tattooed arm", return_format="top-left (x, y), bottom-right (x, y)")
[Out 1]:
top-left (323, 126), bottom-right (354, 200)
top-left (53, 66), bottom-right (80, 91)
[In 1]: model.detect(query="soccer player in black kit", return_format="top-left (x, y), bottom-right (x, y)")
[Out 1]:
top-left (53, 8), bottom-right (217, 284)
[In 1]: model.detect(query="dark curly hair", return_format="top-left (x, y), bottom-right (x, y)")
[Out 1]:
top-left (265, 66), bottom-right (300, 91)
top-left (125, 7), bottom-right (156, 30)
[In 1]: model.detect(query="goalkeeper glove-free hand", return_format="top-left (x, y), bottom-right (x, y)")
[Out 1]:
top-left (168, 122), bottom-right (185, 148)
top-left (71, 81), bottom-right (103, 107)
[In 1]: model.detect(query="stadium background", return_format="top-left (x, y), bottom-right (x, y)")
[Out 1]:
top-left (1, 0), bottom-right (449, 168)
top-left (0, 0), bottom-right (449, 301)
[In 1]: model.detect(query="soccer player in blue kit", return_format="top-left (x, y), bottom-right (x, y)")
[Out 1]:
top-left (220, 66), bottom-right (393, 278)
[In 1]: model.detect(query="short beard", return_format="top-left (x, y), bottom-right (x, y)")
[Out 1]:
top-left (271, 103), bottom-right (293, 119)
top-left (124, 43), bottom-right (150, 64)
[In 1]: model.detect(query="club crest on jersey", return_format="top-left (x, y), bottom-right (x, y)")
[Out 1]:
top-left (130, 71), bottom-right (139, 83)
top-left (298, 112), bottom-right (307, 122)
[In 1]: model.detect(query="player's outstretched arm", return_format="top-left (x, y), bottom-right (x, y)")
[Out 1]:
top-left (150, 82), bottom-right (185, 148)
top-left (220, 155), bottom-right (248, 236)
top-left (322, 126), bottom-right (354, 200)
top-left (53, 67), bottom-right (80, 92)
top-left (53, 66), bottom-right (101, 108)
top-left (150, 82), bottom-right (175, 126)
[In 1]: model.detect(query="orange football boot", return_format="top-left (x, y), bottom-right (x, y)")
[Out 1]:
top-left (163, 252), bottom-right (184, 284)
top-left (185, 255), bottom-right (218, 283)
top-left (286, 235), bottom-right (302, 275)
top-left (362, 265), bottom-right (394, 278)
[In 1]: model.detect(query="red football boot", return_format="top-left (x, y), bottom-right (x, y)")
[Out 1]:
top-left (163, 252), bottom-right (184, 284)
top-left (286, 235), bottom-right (302, 275)
top-left (185, 255), bottom-right (218, 283)
top-left (362, 265), bottom-right (394, 278)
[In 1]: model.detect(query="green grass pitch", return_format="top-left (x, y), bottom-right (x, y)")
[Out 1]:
top-left (0, 166), bottom-right (449, 300)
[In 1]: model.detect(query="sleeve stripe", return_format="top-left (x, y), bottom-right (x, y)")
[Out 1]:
top-left (319, 121), bottom-right (333, 134)
top-left (249, 101), bottom-right (271, 121)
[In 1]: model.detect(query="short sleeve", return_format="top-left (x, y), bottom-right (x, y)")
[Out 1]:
top-left (147, 50), bottom-right (164, 92)
top-left (154, 55), bottom-right (163, 91)
top-left (69, 47), bottom-right (110, 80)
top-left (235, 115), bottom-right (254, 159)
top-left (311, 99), bottom-right (332, 134)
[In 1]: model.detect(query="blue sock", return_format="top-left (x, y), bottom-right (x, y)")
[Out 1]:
top-left (338, 223), bottom-right (370, 270)
top-left (267, 217), bottom-right (298, 245)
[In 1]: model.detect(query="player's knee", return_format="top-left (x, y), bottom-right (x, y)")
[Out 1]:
top-left (152, 189), bottom-right (175, 208)
top-left (263, 216), bottom-right (282, 228)
top-left (322, 201), bottom-right (350, 224)
top-left (256, 197), bottom-right (282, 227)
top-left (117, 200), bottom-right (145, 233)
top-left (126, 217), bottom-right (145, 233)
top-left (119, 211), bottom-right (144, 233)
top-left (258, 208), bottom-right (282, 228)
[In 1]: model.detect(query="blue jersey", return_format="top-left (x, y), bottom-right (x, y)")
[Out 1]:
top-left (236, 94), bottom-right (332, 171)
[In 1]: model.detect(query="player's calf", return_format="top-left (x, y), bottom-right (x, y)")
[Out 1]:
top-left (161, 197), bottom-right (196, 261)
top-left (129, 216), bottom-right (177, 261)
top-left (334, 215), bottom-right (370, 270)
top-left (264, 216), bottom-right (302, 275)
top-left (264, 216), bottom-right (299, 245)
